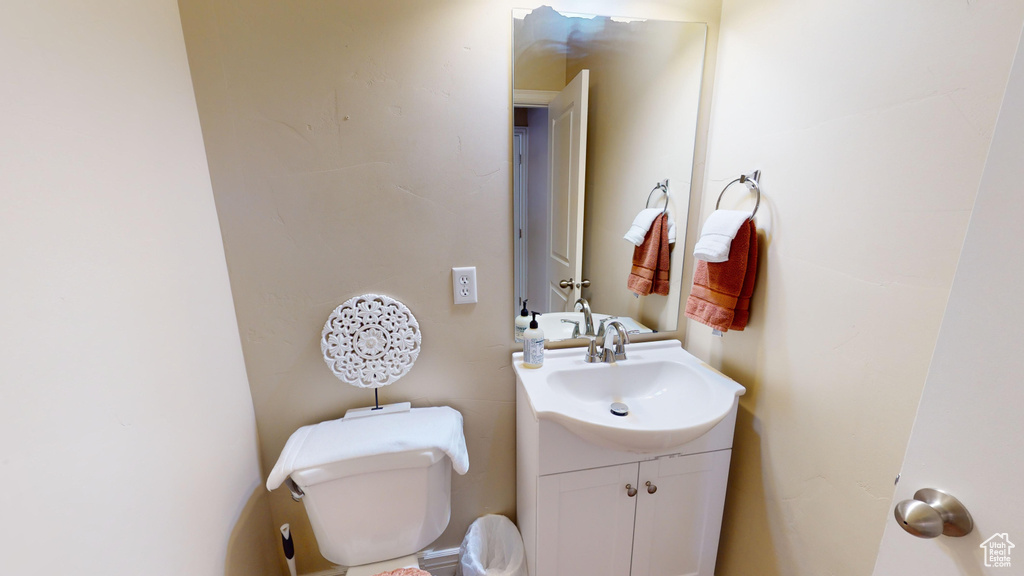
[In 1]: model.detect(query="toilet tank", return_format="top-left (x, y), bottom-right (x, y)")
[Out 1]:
top-left (291, 448), bottom-right (452, 566)
top-left (266, 406), bottom-right (468, 567)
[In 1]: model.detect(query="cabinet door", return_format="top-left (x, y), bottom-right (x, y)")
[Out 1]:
top-left (537, 462), bottom-right (638, 576)
top-left (630, 451), bottom-right (732, 576)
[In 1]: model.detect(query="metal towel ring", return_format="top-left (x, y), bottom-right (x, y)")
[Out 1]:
top-left (645, 179), bottom-right (670, 214)
top-left (716, 171), bottom-right (761, 220)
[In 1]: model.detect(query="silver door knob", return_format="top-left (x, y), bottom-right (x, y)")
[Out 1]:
top-left (559, 278), bottom-right (573, 289)
top-left (577, 279), bottom-right (591, 288)
top-left (894, 488), bottom-right (973, 538)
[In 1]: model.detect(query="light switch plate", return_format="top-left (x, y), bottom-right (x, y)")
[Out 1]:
top-left (452, 266), bottom-right (477, 304)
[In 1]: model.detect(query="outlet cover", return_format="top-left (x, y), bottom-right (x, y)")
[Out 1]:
top-left (452, 266), bottom-right (477, 304)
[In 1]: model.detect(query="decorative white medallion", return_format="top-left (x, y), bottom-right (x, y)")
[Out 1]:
top-left (321, 294), bottom-right (421, 388)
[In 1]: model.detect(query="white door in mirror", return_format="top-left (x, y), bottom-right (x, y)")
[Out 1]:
top-left (545, 70), bottom-right (588, 312)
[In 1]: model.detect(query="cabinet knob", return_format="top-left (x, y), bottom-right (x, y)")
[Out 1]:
top-left (646, 481), bottom-right (657, 494)
top-left (625, 484), bottom-right (637, 497)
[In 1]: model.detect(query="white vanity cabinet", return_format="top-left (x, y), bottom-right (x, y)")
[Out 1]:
top-left (535, 450), bottom-right (731, 576)
top-left (516, 377), bottom-right (740, 576)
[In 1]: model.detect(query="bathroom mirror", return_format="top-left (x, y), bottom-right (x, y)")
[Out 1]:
top-left (512, 6), bottom-right (707, 342)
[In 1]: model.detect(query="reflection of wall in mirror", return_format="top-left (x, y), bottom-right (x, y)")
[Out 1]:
top-left (513, 7), bottom-right (568, 91)
top-left (573, 20), bottom-right (706, 333)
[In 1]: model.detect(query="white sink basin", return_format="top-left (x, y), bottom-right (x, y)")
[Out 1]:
top-left (513, 341), bottom-right (745, 452)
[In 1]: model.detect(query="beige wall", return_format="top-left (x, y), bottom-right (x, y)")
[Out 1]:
top-left (0, 1), bottom-right (263, 574)
top-left (179, 0), bottom-right (718, 572)
top-left (694, 1), bottom-right (1024, 575)
top-left (178, 1), bottom-right (516, 572)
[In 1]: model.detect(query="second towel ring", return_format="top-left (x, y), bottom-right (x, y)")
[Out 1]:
top-left (716, 171), bottom-right (761, 220)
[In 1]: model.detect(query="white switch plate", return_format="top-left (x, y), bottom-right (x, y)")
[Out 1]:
top-left (452, 266), bottom-right (477, 304)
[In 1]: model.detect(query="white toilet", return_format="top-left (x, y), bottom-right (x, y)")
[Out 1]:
top-left (266, 405), bottom-right (469, 575)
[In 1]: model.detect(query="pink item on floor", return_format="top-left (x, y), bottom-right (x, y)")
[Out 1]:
top-left (373, 569), bottom-right (430, 576)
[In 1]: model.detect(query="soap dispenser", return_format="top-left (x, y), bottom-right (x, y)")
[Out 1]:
top-left (515, 299), bottom-right (530, 342)
top-left (522, 311), bottom-right (545, 369)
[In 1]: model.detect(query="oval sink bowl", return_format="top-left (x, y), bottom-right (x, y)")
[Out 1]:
top-left (514, 341), bottom-right (745, 453)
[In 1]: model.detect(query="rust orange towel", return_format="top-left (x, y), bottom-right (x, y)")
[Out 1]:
top-left (628, 212), bottom-right (671, 296)
top-left (685, 219), bottom-right (758, 331)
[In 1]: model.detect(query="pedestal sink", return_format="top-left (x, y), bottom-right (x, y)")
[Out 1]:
top-left (513, 340), bottom-right (745, 453)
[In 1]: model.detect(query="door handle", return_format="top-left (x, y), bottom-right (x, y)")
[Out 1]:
top-left (559, 278), bottom-right (573, 289)
top-left (645, 481), bottom-right (657, 494)
top-left (625, 484), bottom-right (637, 498)
top-left (894, 488), bottom-right (973, 538)
top-left (577, 279), bottom-right (591, 288)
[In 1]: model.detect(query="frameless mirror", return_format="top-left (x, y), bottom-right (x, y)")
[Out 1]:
top-left (512, 6), bottom-right (707, 342)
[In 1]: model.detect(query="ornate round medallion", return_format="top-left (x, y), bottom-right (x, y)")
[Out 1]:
top-left (321, 294), bottom-right (421, 388)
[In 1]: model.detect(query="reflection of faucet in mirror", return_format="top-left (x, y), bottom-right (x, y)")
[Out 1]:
top-left (596, 316), bottom-right (619, 338)
top-left (560, 319), bottom-right (581, 339)
top-left (600, 320), bottom-right (630, 363)
top-left (574, 298), bottom-right (595, 337)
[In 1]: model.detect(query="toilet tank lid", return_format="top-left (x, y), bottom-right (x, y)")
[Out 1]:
top-left (266, 406), bottom-right (469, 491)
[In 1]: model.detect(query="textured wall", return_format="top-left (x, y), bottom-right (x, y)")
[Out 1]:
top-left (692, 1), bottom-right (1024, 575)
top-left (179, 1), bottom-right (516, 572)
top-left (0, 1), bottom-right (263, 574)
top-left (179, 0), bottom-right (718, 572)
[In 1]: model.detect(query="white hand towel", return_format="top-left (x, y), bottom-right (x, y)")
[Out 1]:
top-left (266, 406), bottom-right (469, 491)
top-left (624, 208), bottom-right (676, 246)
top-left (693, 210), bottom-right (751, 263)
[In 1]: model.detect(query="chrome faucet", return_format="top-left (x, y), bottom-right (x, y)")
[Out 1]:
top-left (574, 298), bottom-right (595, 337)
top-left (599, 320), bottom-right (629, 363)
top-left (583, 319), bottom-right (630, 363)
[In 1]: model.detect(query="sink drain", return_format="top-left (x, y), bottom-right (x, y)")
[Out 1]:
top-left (610, 402), bottom-right (629, 417)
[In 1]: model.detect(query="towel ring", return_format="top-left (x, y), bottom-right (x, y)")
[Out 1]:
top-left (645, 179), bottom-right (670, 214)
top-left (716, 171), bottom-right (761, 220)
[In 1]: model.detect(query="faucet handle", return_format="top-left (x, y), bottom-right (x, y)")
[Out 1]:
top-left (560, 319), bottom-right (581, 339)
top-left (596, 316), bottom-right (619, 337)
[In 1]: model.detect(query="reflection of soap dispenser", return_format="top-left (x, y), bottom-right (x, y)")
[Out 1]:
top-left (515, 299), bottom-right (530, 342)
top-left (522, 312), bottom-right (545, 369)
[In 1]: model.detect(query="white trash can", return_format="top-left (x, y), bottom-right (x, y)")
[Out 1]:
top-left (458, 515), bottom-right (528, 576)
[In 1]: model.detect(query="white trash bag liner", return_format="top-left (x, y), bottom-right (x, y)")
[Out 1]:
top-left (459, 514), bottom-right (528, 576)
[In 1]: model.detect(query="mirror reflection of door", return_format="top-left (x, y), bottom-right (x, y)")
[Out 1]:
top-left (513, 70), bottom-right (590, 314)
top-left (546, 69), bottom-right (588, 312)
